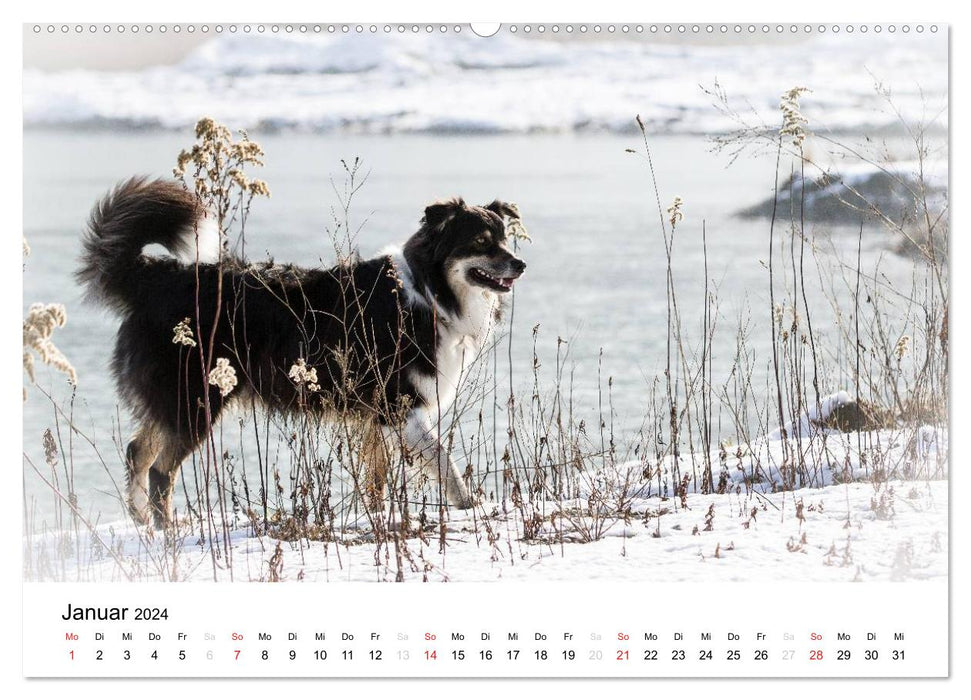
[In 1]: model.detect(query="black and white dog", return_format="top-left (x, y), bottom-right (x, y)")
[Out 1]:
top-left (78, 178), bottom-right (526, 527)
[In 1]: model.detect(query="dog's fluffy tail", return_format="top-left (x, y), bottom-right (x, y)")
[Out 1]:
top-left (78, 177), bottom-right (219, 313)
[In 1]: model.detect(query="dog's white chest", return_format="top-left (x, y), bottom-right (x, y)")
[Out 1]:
top-left (388, 246), bottom-right (503, 414)
top-left (411, 305), bottom-right (496, 415)
top-left (415, 329), bottom-right (480, 411)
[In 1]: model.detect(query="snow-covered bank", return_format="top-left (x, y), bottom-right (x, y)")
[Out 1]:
top-left (581, 393), bottom-right (946, 507)
top-left (737, 161), bottom-right (948, 223)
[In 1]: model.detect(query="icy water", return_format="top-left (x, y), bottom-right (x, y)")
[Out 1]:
top-left (23, 130), bottom-right (918, 521)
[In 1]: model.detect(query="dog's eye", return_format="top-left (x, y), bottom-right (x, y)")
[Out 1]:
top-left (475, 235), bottom-right (489, 247)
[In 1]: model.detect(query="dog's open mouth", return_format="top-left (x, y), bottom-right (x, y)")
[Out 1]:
top-left (469, 267), bottom-right (518, 292)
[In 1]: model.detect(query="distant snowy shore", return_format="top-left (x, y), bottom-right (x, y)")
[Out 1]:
top-left (23, 31), bottom-right (946, 135)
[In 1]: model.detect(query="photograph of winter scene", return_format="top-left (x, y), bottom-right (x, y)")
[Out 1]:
top-left (23, 24), bottom-right (947, 583)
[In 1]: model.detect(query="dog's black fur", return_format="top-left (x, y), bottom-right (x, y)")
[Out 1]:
top-left (78, 178), bottom-right (526, 527)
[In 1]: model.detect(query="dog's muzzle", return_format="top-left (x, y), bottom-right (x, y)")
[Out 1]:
top-left (469, 257), bottom-right (526, 292)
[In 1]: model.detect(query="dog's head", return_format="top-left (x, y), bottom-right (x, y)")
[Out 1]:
top-left (403, 198), bottom-right (527, 314)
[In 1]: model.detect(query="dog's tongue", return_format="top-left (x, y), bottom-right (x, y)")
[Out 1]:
top-left (500, 278), bottom-right (515, 289)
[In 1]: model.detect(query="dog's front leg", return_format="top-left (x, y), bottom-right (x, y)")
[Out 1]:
top-left (403, 409), bottom-right (473, 509)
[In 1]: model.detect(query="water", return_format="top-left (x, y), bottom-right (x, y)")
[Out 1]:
top-left (23, 129), bottom-right (918, 521)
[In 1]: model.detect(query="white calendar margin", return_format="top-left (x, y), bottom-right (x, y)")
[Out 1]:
top-left (8, 0), bottom-right (962, 696)
top-left (23, 581), bottom-right (949, 678)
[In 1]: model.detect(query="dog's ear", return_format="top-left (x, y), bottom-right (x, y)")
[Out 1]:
top-left (422, 198), bottom-right (465, 231)
top-left (486, 200), bottom-right (530, 242)
top-left (484, 200), bottom-right (521, 222)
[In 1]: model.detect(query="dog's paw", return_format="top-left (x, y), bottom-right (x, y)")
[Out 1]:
top-left (127, 501), bottom-right (152, 528)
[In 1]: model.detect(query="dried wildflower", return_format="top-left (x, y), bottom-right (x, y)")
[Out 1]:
top-left (780, 87), bottom-right (811, 148)
top-left (172, 318), bottom-right (197, 347)
top-left (498, 203), bottom-right (530, 242)
top-left (174, 150), bottom-right (193, 177)
top-left (43, 428), bottom-right (58, 467)
top-left (895, 335), bottom-right (911, 361)
top-left (289, 358), bottom-right (320, 392)
top-left (228, 168), bottom-right (250, 190)
top-left (23, 237), bottom-right (30, 258)
top-left (386, 263), bottom-right (405, 291)
top-left (23, 303), bottom-right (77, 393)
top-left (773, 302), bottom-right (785, 326)
top-left (507, 221), bottom-right (530, 243)
top-left (195, 117), bottom-right (231, 143)
top-left (667, 196), bottom-right (684, 229)
top-left (173, 117), bottom-right (271, 202)
top-left (248, 179), bottom-right (270, 198)
top-left (193, 177), bottom-right (210, 198)
top-left (208, 357), bottom-right (238, 397)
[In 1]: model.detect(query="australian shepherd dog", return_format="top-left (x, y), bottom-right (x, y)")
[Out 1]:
top-left (78, 178), bottom-right (526, 527)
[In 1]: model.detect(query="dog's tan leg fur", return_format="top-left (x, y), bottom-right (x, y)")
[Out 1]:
top-left (125, 424), bottom-right (162, 525)
top-left (148, 437), bottom-right (188, 529)
top-left (359, 422), bottom-right (391, 513)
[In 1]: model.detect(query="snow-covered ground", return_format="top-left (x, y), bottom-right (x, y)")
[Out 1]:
top-left (23, 479), bottom-right (947, 584)
top-left (25, 393), bottom-right (948, 584)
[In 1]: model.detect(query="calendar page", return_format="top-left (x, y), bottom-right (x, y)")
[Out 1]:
top-left (21, 18), bottom-right (949, 681)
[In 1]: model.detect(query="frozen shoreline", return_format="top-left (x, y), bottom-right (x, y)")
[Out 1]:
top-left (23, 32), bottom-right (947, 135)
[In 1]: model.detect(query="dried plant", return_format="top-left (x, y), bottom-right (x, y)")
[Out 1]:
top-left (208, 357), bottom-right (238, 397)
top-left (779, 86), bottom-right (811, 147)
top-left (667, 196), bottom-right (684, 229)
top-left (23, 302), bottom-right (77, 398)
top-left (172, 318), bottom-right (197, 347)
top-left (174, 119), bottom-right (269, 224)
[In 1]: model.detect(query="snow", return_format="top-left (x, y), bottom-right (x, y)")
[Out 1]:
top-left (24, 480), bottom-right (947, 584)
top-left (23, 31), bottom-right (947, 134)
top-left (738, 158), bottom-right (949, 221)
top-left (25, 393), bottom-right (947, 584)
top-left (766, 390), bottom-right (853, 441)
